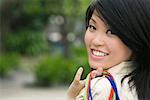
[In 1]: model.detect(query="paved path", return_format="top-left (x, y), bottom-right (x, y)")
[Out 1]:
top-left (1, 86), bottom-right (67, 100)
top-left (0, 70), bottom-right (68, 100)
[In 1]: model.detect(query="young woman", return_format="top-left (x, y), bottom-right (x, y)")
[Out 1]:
top-left (67, 0), bottom-right (150, 99)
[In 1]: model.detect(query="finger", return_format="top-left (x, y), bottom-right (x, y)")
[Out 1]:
top-left (91, 70), bottom-right (97, 79)
top-left (80, 79), bottom-right (86, 86)
top-left (74, 67), bottom-right (83, 81)
top-left (96, 67), bottom-right (103, 76)
top-left (67, 79), bottom-right (86, 98)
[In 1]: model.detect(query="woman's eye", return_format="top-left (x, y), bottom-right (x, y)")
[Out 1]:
top-left (106, 29), bottom-right (113, 35)
top-left (88, 25), bottom-right (96, 31)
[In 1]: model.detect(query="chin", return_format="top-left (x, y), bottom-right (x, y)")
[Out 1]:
top-left (89, 63), bottom-right (100, 69)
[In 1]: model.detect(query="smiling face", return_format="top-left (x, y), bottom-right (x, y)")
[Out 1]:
top-left (85, 12), bottom-right (132, 70)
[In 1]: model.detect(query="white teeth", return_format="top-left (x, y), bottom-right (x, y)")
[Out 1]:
top-left (92, 50), bottom-right (107, 56)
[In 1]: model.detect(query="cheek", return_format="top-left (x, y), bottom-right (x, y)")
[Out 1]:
top-left (84, 32), bottom-right (91, 46)
top-left (107, 37), bottom-right (123, 50)
top-left (109, 39), bottom-right (132, 59)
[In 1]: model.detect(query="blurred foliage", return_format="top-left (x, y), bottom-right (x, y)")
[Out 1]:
top-left (0, 0), bottom-right (91, 86)
top-left (0, 53), bottom-right (20, 77)
top-left (0, 0), bottom-right (90, 55)
top-left (4, 29), bottom-right (49, 56)
top-left (34, 46), bottom-right (90, 86)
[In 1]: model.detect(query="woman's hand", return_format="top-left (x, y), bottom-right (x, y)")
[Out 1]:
top-left (91, 67), bottom-right (103, 79)
top-left (67, 67), bottom-right (85, 99)
top-left (67, 67), bottom-right (103, 100)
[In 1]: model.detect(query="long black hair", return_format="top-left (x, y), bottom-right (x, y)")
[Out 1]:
top-left (85, 0), bottom-right (150, 99)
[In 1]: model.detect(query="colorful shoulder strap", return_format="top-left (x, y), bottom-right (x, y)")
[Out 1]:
top-left (84, 71), bottom-right (120, 100)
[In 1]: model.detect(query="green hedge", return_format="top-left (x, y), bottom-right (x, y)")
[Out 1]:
top-left (0, 53), bottom-right (20, 77)
top-left (4, 29), bottom-right (49, 56)
top-left (34, 47), bottom-right (90, 86)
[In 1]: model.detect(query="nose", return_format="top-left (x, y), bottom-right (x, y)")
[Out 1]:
top-left (92, 34), bottom-right (105, 46)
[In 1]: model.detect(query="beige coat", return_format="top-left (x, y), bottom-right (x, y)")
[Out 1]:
top-left (76, 62), bottom-right (138, 100)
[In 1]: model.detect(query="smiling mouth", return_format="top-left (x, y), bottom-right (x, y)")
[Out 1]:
top-left (91, 49), bottom-right (109, 57)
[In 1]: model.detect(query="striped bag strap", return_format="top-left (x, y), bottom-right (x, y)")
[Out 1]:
top-left (84, 71), bottom-right (120, 100)
top-left (103, 71), bottom-right (120, 100)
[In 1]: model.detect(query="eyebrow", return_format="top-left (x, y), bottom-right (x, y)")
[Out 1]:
top-left (89, 18), bottom-right (96, 23)
top-left (95, 14), bottom-right (110, 28)
top-left (93, 11), bottom-right (110, 27)
top-left (94, 11), bottom-right (106, 23)
top-left (90, 15), bottom-right (110, 30)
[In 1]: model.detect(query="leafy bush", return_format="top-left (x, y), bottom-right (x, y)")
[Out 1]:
top-left (0, 53), bottom-right (20, 77)
top-left (34, 47), bottom-right (90, 86)
top-left (35, 55), bottom-right (74, 86)
top-left (70, 46), bottom-right (90, 78)
top-left (4, 29), bottom-right (49, 56)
